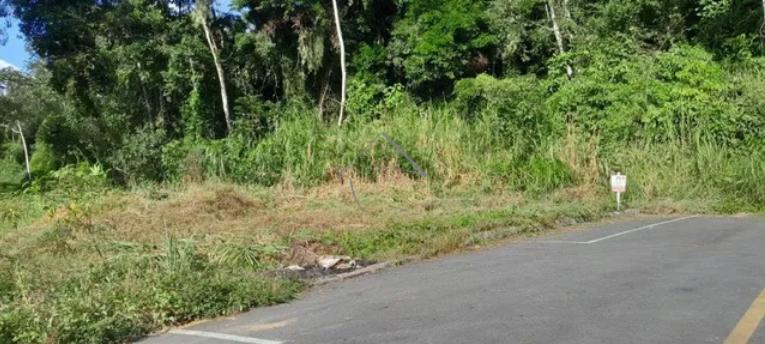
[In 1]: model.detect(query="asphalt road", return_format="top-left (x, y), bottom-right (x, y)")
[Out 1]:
top-left (139, 216), bottom-right (765, 344)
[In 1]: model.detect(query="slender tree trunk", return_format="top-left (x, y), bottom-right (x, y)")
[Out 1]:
top-left (318, 74), bottom-right (331, 120)
top-left (16, 121), bottom-right (31, 181)
top-left (201, 17), bottom-right (233, 134)
top-left (563, 0), bottom-right (572, 21)
top-left (138, 72), bottom-right (153, 125)
top-left (318, 69), bottom-right (332, 120)
top-left (547, 0), bottom-right (573, 79)
top-left (761, 0), bottom-right (765, 38)
top-left (331, 0), bottom-right (347, 126)
top-left (562, 0), bottom-right (573, 40)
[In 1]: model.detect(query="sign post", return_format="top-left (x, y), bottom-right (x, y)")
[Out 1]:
top-left (610, 172), bottom-right (627, 211)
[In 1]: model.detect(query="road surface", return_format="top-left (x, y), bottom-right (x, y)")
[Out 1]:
top-left (139, 216), bottom-right (765, 344)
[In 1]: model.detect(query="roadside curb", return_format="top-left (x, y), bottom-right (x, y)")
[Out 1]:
top-left (312, 261), bottom-right (394, 286)
top-left (310, 210), bottom-right (647, 286)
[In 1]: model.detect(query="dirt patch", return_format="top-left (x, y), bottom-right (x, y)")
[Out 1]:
top-left (90, 185), bottom-right (269, 242)
top-left (171, 185), bottom-right (264, 217)
top-left (205, 188), bottom-right (260, 214)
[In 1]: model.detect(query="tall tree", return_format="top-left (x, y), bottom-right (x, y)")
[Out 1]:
top-left (194, 0), bottom-right (233, 134)
top-left (14, 121), bottom-right (30, 180)
top-left (546, 0), bottom-right (573, 78)
top-left (488, 0), bottom-right (557, 75)
top-left (331, 0), bottom-right (347, 126)
top-left (232, 0), bottom-right (398, 117)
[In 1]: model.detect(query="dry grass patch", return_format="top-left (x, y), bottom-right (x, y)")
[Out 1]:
top-left (37, 177), bottom-right (432, 245)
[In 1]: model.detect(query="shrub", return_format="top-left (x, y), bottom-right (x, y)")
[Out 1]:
top-left (35, 115), bottom-right (83, 165)
top-left (0, 306), bottom-right (46, 344)
top-left (109, 126), bottom-right (169, 183)
top-left (1, 142), bottom-right (24, 164)
top-left (0, 158), bottom-right (24, 189)
top-left (35, 114), bottom-right (116, 167)
top-left (346, 75), bottom-right (387, 122)
top-left (29, 144), bottom-right (58, 176)
top-left (454, 74), bottom-right (559, 149)
top-left (548, 45), bottom-right (762, 146)
top-left (27, 163), bottom-right (108, 195)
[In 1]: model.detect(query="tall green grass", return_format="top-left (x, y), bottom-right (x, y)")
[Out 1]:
top-left (610, 143), bottom-right (765, 212)
top-left (162, 100), bottom-right (763, 213)
top-left (0, 236), bottom-right (299, 344)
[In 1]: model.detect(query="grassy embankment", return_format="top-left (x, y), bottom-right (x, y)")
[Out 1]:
top-left (3, 56), bottom-right (765, 341)
top-left (2, 113), bottom-right (763, 343)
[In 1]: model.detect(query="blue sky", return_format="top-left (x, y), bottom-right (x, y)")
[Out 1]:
top-left (0, 0), bottom-right (235, 72)
top-left (0, 20), bottom-right (29, 71)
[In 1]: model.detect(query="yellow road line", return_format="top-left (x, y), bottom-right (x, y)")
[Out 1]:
top-left (724, 288), bottom-right (765, 344)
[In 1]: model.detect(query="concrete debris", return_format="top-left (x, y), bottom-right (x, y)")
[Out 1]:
top-left (318, 255), bottom-right (352, 270)
top-left (334, 260), bottom-right (357, 271)
top-left (280, 243), bottom-right (369, 279)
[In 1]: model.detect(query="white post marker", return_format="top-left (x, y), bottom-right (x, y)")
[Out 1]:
top-left (610, 172), bottom-right (627, 211)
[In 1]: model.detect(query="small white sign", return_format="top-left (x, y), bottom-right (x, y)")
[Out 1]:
top-left (611, 173), bottom-right (627, 193)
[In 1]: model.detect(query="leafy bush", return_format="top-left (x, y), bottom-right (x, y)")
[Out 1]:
top-left (27, 163), bottom-right (108, 195)
top-left (1, 142), bottom-right (24, 164)
top-left (454, 74), bottom-right (559, 149)
top-left (35, 115), bottom-right (85, 165)
top-left (0, 158), bottom-right (24, 190)
top-left (109, 126), bottom-right (169, 183)
top-left (29, 144), bottom-right (58, 176)
top-left (389, 0), bottom-right (498, 95)
top-left (35, 114), bottom-right (117, 168)
top-left (346, 75), bottom-right (388, 121)
top-left (0, 306), bottom-right (46, 344)
top-left (547, 45), bottom-right (761, 146)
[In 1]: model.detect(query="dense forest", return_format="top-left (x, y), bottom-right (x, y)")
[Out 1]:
top-left (1, 1), bottom-right (765, 343)
top-left (0, 0), bottom-right (762, 189)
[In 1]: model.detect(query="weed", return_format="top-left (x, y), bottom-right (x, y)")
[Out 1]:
top-left (1, 205), bottom-right (22, 229)
top-left (211, 242), bottom-right (284, 270)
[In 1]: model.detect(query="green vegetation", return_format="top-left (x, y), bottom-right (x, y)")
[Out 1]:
top-left (1, 0), bottom-right (764, 343)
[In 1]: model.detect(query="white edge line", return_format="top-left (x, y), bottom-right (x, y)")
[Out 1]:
top-left (584, 215), bottom-right (699, 244)
top-left (170, 329), bottom-right (283, 344)
top-left (531, 240), bottom-right (589, 244)
top-left (534, 216), bottom-right (699, 245)
top-left (166, 217), bottom-right (700, 344)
